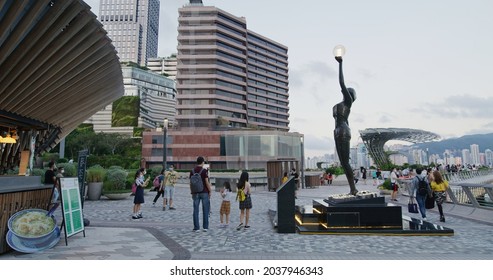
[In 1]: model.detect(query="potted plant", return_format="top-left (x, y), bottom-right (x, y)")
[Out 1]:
top-left (103, 166), bottom-right (130, 200)
top-left (86, 165), bottom-right (106, 200)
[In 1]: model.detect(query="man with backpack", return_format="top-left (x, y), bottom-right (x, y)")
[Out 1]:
top-left (189, 156), bottom-right (212, 232)
top-left (412, 167), bottom-right (432, 221)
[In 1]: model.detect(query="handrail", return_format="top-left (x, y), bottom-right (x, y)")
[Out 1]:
top-left (397, 177), bottom-right (493, 210)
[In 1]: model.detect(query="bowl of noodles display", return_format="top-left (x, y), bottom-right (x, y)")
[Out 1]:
top-left (7, 208), bottom-right (58, 247)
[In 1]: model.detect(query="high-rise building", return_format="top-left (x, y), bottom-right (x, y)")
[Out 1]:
top-left (470, 144), bottom-right (480, 165)
top-left (175, 2), bottom-right (290, 130)
top-left (462, 149), bottom-right (471, 165)
top-left (485, 149), bottom-right (493, 167)
top-left (99, 0), bottom-right (160, 66)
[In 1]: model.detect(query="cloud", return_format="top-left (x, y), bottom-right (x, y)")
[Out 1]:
top-left (303, 133), bottom-right (335, 157)
top-left (378, 114), bottom-right (392, 123)
top-left (290, 61), bottom-right (336, 89)
top-left (465, 122), bottom-right (493, 135)
top-left (413, 94), bottom-right (493, 118)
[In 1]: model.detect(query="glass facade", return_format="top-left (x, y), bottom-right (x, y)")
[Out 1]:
top-left (221, 134), bottom-right (301, 169)
top-left (100, 0), bottom-right (159, 66)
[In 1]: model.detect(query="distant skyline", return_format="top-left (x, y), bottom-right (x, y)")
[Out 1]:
top-left (84, 0), bottom-right (493, 158)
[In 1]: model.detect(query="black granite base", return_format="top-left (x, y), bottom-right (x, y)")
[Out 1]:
top-left (295, 201), bottom-right (454, 236)
top-left (312, 199), bottom-right (403, 230)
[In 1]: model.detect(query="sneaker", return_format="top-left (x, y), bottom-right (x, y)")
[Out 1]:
top-left (152, 202), bottom-right (155, 207)
top-left (192, 229), bottom-right (199, 233)
top-left (440, 216), bottom-right (445, 222)
top-left (162, 207), bottom-right (166, 211)
top-left (138, 213), bottom-right (143, 218)
top-left (202, 229), bottom-right (208, 232)
top-left (169, 207), bottom-right (176, 210)
top-left (422, 217), bottom-right (427, 221)
top-left (244, 225), bottom-right (250, 229)
top-left (236, 223), bottom-right (243, 230)
top-left (132, 215), bottom-right (139, 219)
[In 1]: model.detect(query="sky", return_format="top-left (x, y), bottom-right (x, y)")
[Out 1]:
top-left (84, 0), bottom-right (493, 158)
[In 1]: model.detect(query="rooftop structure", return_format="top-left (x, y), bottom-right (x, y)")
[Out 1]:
top-left (359, 128), bottom-right (440, 168)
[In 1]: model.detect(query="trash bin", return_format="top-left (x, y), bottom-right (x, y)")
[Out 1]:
top-left (305, 175), bottom-right (320, 188)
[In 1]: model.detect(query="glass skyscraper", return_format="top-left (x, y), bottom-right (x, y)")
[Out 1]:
top-left (99, 0), bottom-right (160, 66)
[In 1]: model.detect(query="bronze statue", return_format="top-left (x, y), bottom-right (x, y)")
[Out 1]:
top-left (334, 54), bottom-right (358, 195)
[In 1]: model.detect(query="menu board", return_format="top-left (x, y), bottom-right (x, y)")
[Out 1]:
top-left (60, 178), bottom-right (85, 237)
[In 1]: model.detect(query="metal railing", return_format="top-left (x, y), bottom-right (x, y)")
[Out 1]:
top-left (397, 169), bottom-right (493, 210)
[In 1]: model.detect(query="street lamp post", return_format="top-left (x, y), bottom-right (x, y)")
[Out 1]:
top-left (163, 118), bottom-right (168, 171)
top-left (300, 135), bottom-right (305, 189)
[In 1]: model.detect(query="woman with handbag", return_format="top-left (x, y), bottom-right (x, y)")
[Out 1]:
top-left (236, 171), bottom-right (252, 230)
top-left (430, 170), bottom-right (449, 222)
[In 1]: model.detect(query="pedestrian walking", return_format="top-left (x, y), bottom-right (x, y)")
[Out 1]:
top-left (163, 164), bottom-right (178, 210)
top-left (390, 168), bottom-right (399, 201)
top-left (219, 181), bottom-right (232, 227)
top-left (360, 166), bottom-right (367, 184)
top-left (236, 171), bottom-right (252, 230)
top-left (411, 168), bottom-right (432, 221)
top-left (430, 170), bottom-right (449, 222)
top-left (190, 156), bottom-right (212, 232)
top-left (152, 169), bottom-right (165, 208)
top-left (132, 168), bottom-right (148, 219)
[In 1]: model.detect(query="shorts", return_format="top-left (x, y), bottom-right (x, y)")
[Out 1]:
top-left (392, 183), bottom-right (398, 192)
top-left (165, 185), bottom-right (175, 199)
top-left (220, 201), bottom-right (231, 215)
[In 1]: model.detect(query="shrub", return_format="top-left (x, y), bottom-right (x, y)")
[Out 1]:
top-left (86, 165), bottom-right (106, 182)
top-left (103, 167), bottom-right (128, 193)
top-left (380, 179), bottom-right (392, 190)
top-left (56, 163), bottom-right (77, 177)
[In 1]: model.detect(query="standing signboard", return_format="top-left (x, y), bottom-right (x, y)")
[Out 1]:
top-left (59, 177), bottom-right (85, 245)
top-left (77, 149), bottom-right (88, 207)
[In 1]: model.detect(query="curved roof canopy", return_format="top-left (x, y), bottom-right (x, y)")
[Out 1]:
top-left (0, 0), bottom-right (123, 170)
top-left (359, 128), bottom-right (440, 168)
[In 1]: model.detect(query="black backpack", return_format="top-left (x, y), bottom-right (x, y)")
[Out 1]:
top-left (190, 168), bottom-right (205, 193)
top-left (417, 176), bottom-right (428, 195)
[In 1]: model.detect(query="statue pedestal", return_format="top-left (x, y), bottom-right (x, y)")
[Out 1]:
top-left (295, 195), bottom-right (454, 235)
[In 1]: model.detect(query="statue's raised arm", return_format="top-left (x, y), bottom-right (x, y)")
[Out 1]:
top-left (336, 56), bottom-right (355, 108)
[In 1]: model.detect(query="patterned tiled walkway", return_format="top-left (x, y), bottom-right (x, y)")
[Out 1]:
top-left (1, 178), bottom-right (493, 260)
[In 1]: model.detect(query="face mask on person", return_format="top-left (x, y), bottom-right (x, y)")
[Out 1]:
top-left (169, 167), bottom-right (173, 171)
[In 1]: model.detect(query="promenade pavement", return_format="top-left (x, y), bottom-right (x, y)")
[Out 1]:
top-left (1, 177), bottom-right (493, 260)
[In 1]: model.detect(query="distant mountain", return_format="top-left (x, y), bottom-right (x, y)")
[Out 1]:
top-left (412, 133), bottom-right (493, 155)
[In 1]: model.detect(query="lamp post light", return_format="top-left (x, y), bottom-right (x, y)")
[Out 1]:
top-left (300, 135), bottom-right (305, 189)
top-left (163, 118), bottom-right (168, 171)
top-left (333, 44), bottom-right (346, 57)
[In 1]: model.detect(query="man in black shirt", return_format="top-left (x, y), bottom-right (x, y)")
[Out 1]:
top-left (44, 161), bottom-right (57, 185)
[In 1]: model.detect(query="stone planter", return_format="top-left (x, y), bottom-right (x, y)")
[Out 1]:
top-left (87, 182), bottom-right (103, 200)
top-left (104, 192), bottom-right (131, 200)
top-left (379, 189), bottom-right (393, 195)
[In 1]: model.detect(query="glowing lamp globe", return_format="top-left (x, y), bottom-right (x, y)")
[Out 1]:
top-left (333, 45), bottom-right (346, 57)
